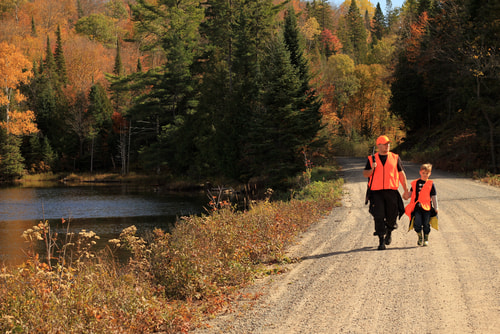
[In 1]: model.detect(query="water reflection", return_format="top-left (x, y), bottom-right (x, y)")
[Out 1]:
top-left (0, 184), bottom-right (206, 265)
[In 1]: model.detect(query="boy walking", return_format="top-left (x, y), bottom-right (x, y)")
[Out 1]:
top-left (404, 163), bottom-right (439, 246)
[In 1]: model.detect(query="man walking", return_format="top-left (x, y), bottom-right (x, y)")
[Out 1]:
top-left (363, 135), bottom-right (409, 250)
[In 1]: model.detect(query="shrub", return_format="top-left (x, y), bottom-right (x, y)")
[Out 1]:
top-left (0, 165), bottom-right (344, 332)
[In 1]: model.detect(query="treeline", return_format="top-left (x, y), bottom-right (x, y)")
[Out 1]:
top-left (0, 0), bottom-right (498, 185)
top-left (391, 0), bottom-right (499, 173)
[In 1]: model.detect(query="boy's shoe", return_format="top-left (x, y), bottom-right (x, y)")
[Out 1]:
top-left (417, 232), bottom-right (423, 246)
top-left (423, 234), bottom-right (429, 247)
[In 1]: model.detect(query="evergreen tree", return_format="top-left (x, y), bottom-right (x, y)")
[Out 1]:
top-left (88, 82), bottom-right (113, 128)
top-left (364, 9), bottom-right (371, 31)
top-left (128, 0), bottom-right (204, 174)
top-left (54, 25), bottom-right (68, 85)
top-left (107, 40), bottom-right (130, 174)
top-left (229, 0), bottom-right (283, 180)
top-left (196, 0), bottom-right (240, 177)
top-left (346, 0), bottom-right (368, 63)
top-left (0, 131), bottom-right (24, 181)
top-left (43, 36), bottom-right (58, 82)
top-left (385, 0), bottom-right (399, 33)
top-left (372, 3), bottom-right (386, 44)
top-left (283, 7), bottom-right (323, 150)
top-left (306, 0), bottom-right (335, 32)
top-left (41, 136), bottom-right (57, 170)
top-left (25, 134), bottom-right (56, 173)
top-left (29, 37), bottom-right (72, 163)
top-left (113, 40), bottom-right (124, 76)
top-left (196, 0), bottom-right (284, 180)
top-left (31, 16), bottom-right (37, 37)
top-left (77, 0), bottom-right (84, 19)
top-left (244, 34), bottom-right (304, 185)
top-left (136, 58), bottom-right (142, 72)
top-left (88, 82), bottom-right (113, 171)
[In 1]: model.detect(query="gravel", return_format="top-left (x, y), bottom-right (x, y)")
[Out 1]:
top-left (193, 157), bottom-right (500, 334)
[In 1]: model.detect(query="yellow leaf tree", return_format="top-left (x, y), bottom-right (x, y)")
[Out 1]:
top-left (0, 41), bottom-right (38, 135)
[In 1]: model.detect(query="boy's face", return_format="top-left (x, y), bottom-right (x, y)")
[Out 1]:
top-left (419, 169), bottom-right (431, 181)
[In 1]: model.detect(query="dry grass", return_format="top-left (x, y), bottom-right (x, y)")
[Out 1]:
top-left (0, 168), bottom-right (343, 333)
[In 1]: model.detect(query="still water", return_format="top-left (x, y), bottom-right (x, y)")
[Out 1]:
top-left (0, 183), bottom-right (207, 265)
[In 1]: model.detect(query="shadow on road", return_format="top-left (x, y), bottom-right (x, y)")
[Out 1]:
top-left (300, 245), bottom-right (418, 260)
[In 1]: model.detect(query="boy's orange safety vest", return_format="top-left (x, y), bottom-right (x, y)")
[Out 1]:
top-left (368, 152), bottom-right (400, 191)
top-left (405, 179), bottom-right (433, 218)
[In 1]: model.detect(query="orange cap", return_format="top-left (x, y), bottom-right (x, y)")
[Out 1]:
top-left (376, 135), bottom-right (390, 145)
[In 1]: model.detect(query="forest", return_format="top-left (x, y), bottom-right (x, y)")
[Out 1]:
top-left (1, 0), bottom-right (499, 185)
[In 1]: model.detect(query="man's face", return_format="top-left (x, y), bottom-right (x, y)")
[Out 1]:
top-left (377, 143), bottom-right (390, 154)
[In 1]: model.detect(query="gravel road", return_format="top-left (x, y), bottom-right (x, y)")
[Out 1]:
top-left (194, 157), bottom-right (500, 333)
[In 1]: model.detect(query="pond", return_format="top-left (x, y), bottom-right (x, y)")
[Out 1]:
top-left (0, 183), bottom-right (207, 265)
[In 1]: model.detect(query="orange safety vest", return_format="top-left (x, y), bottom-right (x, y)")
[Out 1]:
top-left (368, 152), bottom-right (400, 191)
top-left (405, 179), bottom-right (433, 218)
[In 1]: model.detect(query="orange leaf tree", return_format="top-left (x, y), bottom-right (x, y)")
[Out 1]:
top-left (0, 41), bottom-right (38, 136)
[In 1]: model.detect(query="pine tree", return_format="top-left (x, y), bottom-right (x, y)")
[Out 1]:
top-left (0, 131), bottom-right (24, 181)
top-left (43, 36), bottom-right (58, 82)
top-left (127, 0), bottom-right (204, 174)
top-left (88, 82), bottom-right (113, 171)
top-left (54, 25), bottom-right (68, 85)
top-left (230, 0), bottom-right (283, 180)
top-left (29, 36), bottom-right (72, 160)
top-left (196, 0), bottom-right (240, 177)
top-left (136, 58), bottom-right (142, 73)
top-left (346, 0), bottom-right (368, 63)
top-left (88, 82), bottom-right (113, 128)
top-left (283, 7), bottom-right (323, 150)
top-left (113, 40), bottom-right (124, 76)
top-left (372, 3), bottom-right (386, 44)
top-left (306, 0), bottom-right (335, 32)
top-left (77, 0), bottom-right (84, 19)
top-left (244, 34), bottom-right (304, 185)
top-left (31, 16), bottom-right (37, 37)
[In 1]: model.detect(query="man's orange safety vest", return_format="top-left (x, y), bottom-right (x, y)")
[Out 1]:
top-left (404, 179), bottom-right (433, 218)
top-left (368, 152), bottom-right (400, 191)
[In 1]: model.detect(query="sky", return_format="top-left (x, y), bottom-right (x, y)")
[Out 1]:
top-left (329, 0), bottom-right (406, 13)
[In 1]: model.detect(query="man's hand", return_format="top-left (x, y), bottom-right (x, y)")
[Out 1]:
top-left (402, 191), bottom-right (410, 200)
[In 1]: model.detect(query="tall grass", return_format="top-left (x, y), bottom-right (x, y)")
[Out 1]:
top-left (0, 167), bottom-right (343, 333)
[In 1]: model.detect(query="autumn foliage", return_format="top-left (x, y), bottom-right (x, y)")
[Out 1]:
top-left (0, 42), bottom-right (37, 135)
top-left (0, 168), bottom-right (343, 333)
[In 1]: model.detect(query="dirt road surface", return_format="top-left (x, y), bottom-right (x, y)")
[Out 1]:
top-left (194, 157), bottom-right (500, 333)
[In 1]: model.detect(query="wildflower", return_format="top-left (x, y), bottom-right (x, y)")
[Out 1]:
top-left (108, 239), bottom-right (121, 247)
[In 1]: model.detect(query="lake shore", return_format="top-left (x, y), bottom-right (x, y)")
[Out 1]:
top-left (14, 172), bottom-right (209, 191)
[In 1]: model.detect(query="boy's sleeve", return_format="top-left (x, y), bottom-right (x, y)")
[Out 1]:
top-left (431, 184), bottom-right (438, 209)
top-left (431, 195), bottom-right (438, 210)
top-left (430, 184), bottom-right (437, 196)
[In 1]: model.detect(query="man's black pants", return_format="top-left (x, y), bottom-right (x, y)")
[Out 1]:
top-left (369, 189), bottom-right (399, 236)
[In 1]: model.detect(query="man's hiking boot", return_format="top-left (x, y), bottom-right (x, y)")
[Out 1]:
top-left (417, 231), bottom-right (423, 246)
top-left (384, 231), bottom-right (392, 245)
top-left (423, 234), bottom-right (429, 246)
top-left (378, 235), bottom-right (386, 250)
